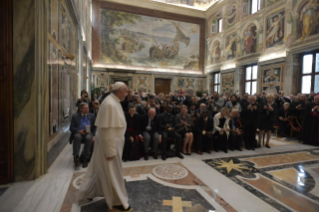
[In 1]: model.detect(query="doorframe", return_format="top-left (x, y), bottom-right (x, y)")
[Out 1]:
top-left (152, 75), bottom-right (176, 94)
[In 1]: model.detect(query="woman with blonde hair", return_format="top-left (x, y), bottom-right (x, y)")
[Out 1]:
top-left (175, 105), bottom-right (193, 155)
top-left (213, 107), bottom-right (230, 153)
top-left (258, 93), bottom-right (277, 148)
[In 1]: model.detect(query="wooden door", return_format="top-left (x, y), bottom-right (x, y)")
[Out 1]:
top-left (0, 0), bottom-right (14, 184)
top-left (155, 79), bottom-right (171, 94)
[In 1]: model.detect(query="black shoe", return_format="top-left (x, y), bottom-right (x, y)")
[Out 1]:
top-left (230, 149), bottom-right (234, 151)
top-left (153, 153), bottom-right (158, 160)
top-left (224, 150), bottom-right (228, 153)
top-left (266, 144), bottom-right (270, 148)
top-left (236, 148), bottom-right (242, 151)
top-left (246, 146), bottom-right (250, 150)
top-left (176, 153), bottom-right (184, 159)
top-left (87, 198), bottom-right (93, 201)
top-left (251, 147), bottom-right (255, 150)
top-left (74, 157), bottom-right (81, 167)
top-left (215, 149), bottom-right (219, 152)
top-left (144, 155), bottom-right (148, 160)
top-left (162, 155), bottom-right (166, 160)
top-left (113, 205), bottom-right (132, 211)
top-left (82, 159), bottom-right (88, 168)
top-left (256, 143), bottom-right (261, 148)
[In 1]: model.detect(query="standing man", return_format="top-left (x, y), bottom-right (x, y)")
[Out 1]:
top-left (208, 92), bottom-right (224, 116)
top-left (75, 82), bottom-right (132, 212)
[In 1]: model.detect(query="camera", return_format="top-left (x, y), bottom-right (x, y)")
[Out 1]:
top-left (85, 95), bottom-right (88, 98)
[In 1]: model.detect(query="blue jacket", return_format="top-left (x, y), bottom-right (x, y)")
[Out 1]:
top-left (69, 113), bottom-right (96, 144)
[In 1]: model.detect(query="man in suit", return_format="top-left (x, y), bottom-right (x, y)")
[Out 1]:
top-left (160, 105), bottom-right (184, 160)
top-left (208, 92), bottom-right (224, 116)
top-left (198, 93), bottom-right (208, 106)
top-left (241, 96), bottom-right (259, 150)
top-left (89, 99), bottom-right (100, 116)
top-left (194, 109), bottom-right (214, 154)
top-left (70, 102), bottom-right (96, 168)
top-left (240, 93), bottom-right (249, 109)
top-left (139, 108), bottom-right (162, 160)
top-left (229, 109), bottom-right (243, 151)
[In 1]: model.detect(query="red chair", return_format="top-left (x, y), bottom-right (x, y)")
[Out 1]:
top-left (288, 116), bottom-right (302, 142)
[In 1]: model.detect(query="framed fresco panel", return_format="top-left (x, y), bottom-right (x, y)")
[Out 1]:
top-left (262, 85), bottom-right (281, 94)
top-left (265, 10), bottom-right (285, 48)
top-left (224, 33), bottom-right (237, 60)
top-left (92, 1), bottom-right (205, 73)
top-left (221, 72), bottom-right (235, 89)
top-left (262, 67), bottom-right (282, 84)
top-left (49, 42), bottom-right (59, 136)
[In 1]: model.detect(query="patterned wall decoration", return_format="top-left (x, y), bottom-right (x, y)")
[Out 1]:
top-left (206, 0), bottom-right (319, 68)
top-left (265, 10), bottom-right (285, 49)
top-left (48, 0), bottom-right (59, 41)
top-left (259, 63), bottom-right (285, 94)
top-left (47, 0), bottom-right (80, 138)
top-left (133, 74), bottom-right (152, 92)
top-left (221, 72), bottom-right (235, 94)
top-left (177, 78), bottom-right (185, 88)
top-left (224, 0), bottom-right (239, 29)
top-left (175, 77), bottom-right (205, 92)
top-left (186, 78), bottom-right (195, 89)
top-left (48, 42), bottom-right (59, 136)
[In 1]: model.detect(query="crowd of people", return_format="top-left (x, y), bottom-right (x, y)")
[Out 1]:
top-left (70, 85), bottom-right (319, 167)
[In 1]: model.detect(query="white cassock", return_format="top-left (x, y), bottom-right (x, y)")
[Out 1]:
top-left (75, 93), bottom-right (129, 209)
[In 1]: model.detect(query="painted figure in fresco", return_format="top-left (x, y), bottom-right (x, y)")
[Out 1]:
top-left (225, 36), bottom-right (236, 60)
top-left (62, 7), bottom-right (71, 51)
top-left (211, 40), bottom-right (221, 63)
top-left (243, 26), bottom-right (257, 54)
top-left (226, 4), bottom-right (237, 25)
top-left (266, 14), bottom-right (284, 47)
top-left (298, 0), bottom-right (319, 40)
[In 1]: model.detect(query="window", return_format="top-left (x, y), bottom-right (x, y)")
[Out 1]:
top-left (218, 19), bottom-right (223, 33)
top-left (251, 0), bottom-right (261, 15)
top-left (300, 51), bottom-right (319, 94)
top-left (213, 72), bottom-right (221, 93)
top-left (245, 65), bottom-right (258, 95)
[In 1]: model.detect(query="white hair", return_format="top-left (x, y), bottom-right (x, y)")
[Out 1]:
top-left (283, 102), bottom-right (290, 107)
top-left (249, 95), bottom-right (256, 99)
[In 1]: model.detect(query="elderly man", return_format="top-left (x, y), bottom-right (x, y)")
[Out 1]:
top-left (75, 82), bottom-right (132, 212)
top-left (70, 103), bottom-right (96, 168)
top-left (228, 109), bottom-right (243, 151)
top-left (277, 102), bottom-right (291, 137)
top-left (208, 92), bottom-right (224, 116)
top-left (241, 95), bottom-right (259, 150)
top-left (198, 93), bottom-right (208, 105)
top-left (140, 108), bottom-right (162, 160)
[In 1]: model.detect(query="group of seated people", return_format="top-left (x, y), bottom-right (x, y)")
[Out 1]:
top-left (69, 87), bottom-right (319, 167)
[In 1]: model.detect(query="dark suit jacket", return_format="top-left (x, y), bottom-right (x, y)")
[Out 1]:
top-left (240, 102), bottom-right (259, 128)
top-left (140, 114), bottom-right (162, 135)
top-left (69, 113), bottom-right (96, 144)
top-left (259, 102), bottom-right (277, 122)
top-left (194, 116), bottom-right (214, 134)
top-left (228, 116), bottom-right (240, 129)
top-left (160, 112), bottom-right (176, 131)
top-left (125, 113), bottom-right (140, 139)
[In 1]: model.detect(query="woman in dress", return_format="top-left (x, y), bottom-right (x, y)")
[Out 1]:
top-left (175, 105), bottom-right (193, 155)
top-left (213, 107), bottom-right (230, 153)
top-left (258, 94), bottom-right (277, 148)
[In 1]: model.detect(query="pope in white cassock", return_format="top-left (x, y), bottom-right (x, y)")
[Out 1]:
top-left (75, 82), bottom-right (132, 212)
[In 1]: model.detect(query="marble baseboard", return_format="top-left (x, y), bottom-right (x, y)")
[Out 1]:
top-left (48, 132), bottom-right (71, 168)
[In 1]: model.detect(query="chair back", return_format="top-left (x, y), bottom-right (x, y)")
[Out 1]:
top-left (288, 115), bottom-right (301, 131)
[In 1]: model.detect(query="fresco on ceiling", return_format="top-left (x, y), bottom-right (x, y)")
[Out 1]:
top-left (152, 0), bottom-right (215, 10)
top-left (100, 8), bottom-right (200, 70)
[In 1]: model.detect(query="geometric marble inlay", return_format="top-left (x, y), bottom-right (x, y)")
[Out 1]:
top-left (242, 152), bottom-right (319, 168)
top-left (241, 174), bottom-right (319, 212)
top-left (153, 164), bottom-right (188, 180)
top-left (268, 168), bottom-right (305, 187)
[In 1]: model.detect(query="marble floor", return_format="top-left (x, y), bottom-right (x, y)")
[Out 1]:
top-left (0, 136), bottom-right (319, 212)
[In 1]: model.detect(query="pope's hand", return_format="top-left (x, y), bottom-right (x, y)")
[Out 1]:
top-left (107, 156), bottom-right (115, 161)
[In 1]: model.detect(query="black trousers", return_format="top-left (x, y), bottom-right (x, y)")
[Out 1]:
top-left (162, 130), bottom-right (182, 155)
top-left (278, 121), bottom-right (290, 136)
top-left (214, 132), bottom-right (228, 151)
top-left (229, 131), bottom-right (243, 150)
top-left (244, 125), bottom-right (256, 148)
top-left (196, 134), bottom-right (213, 152)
